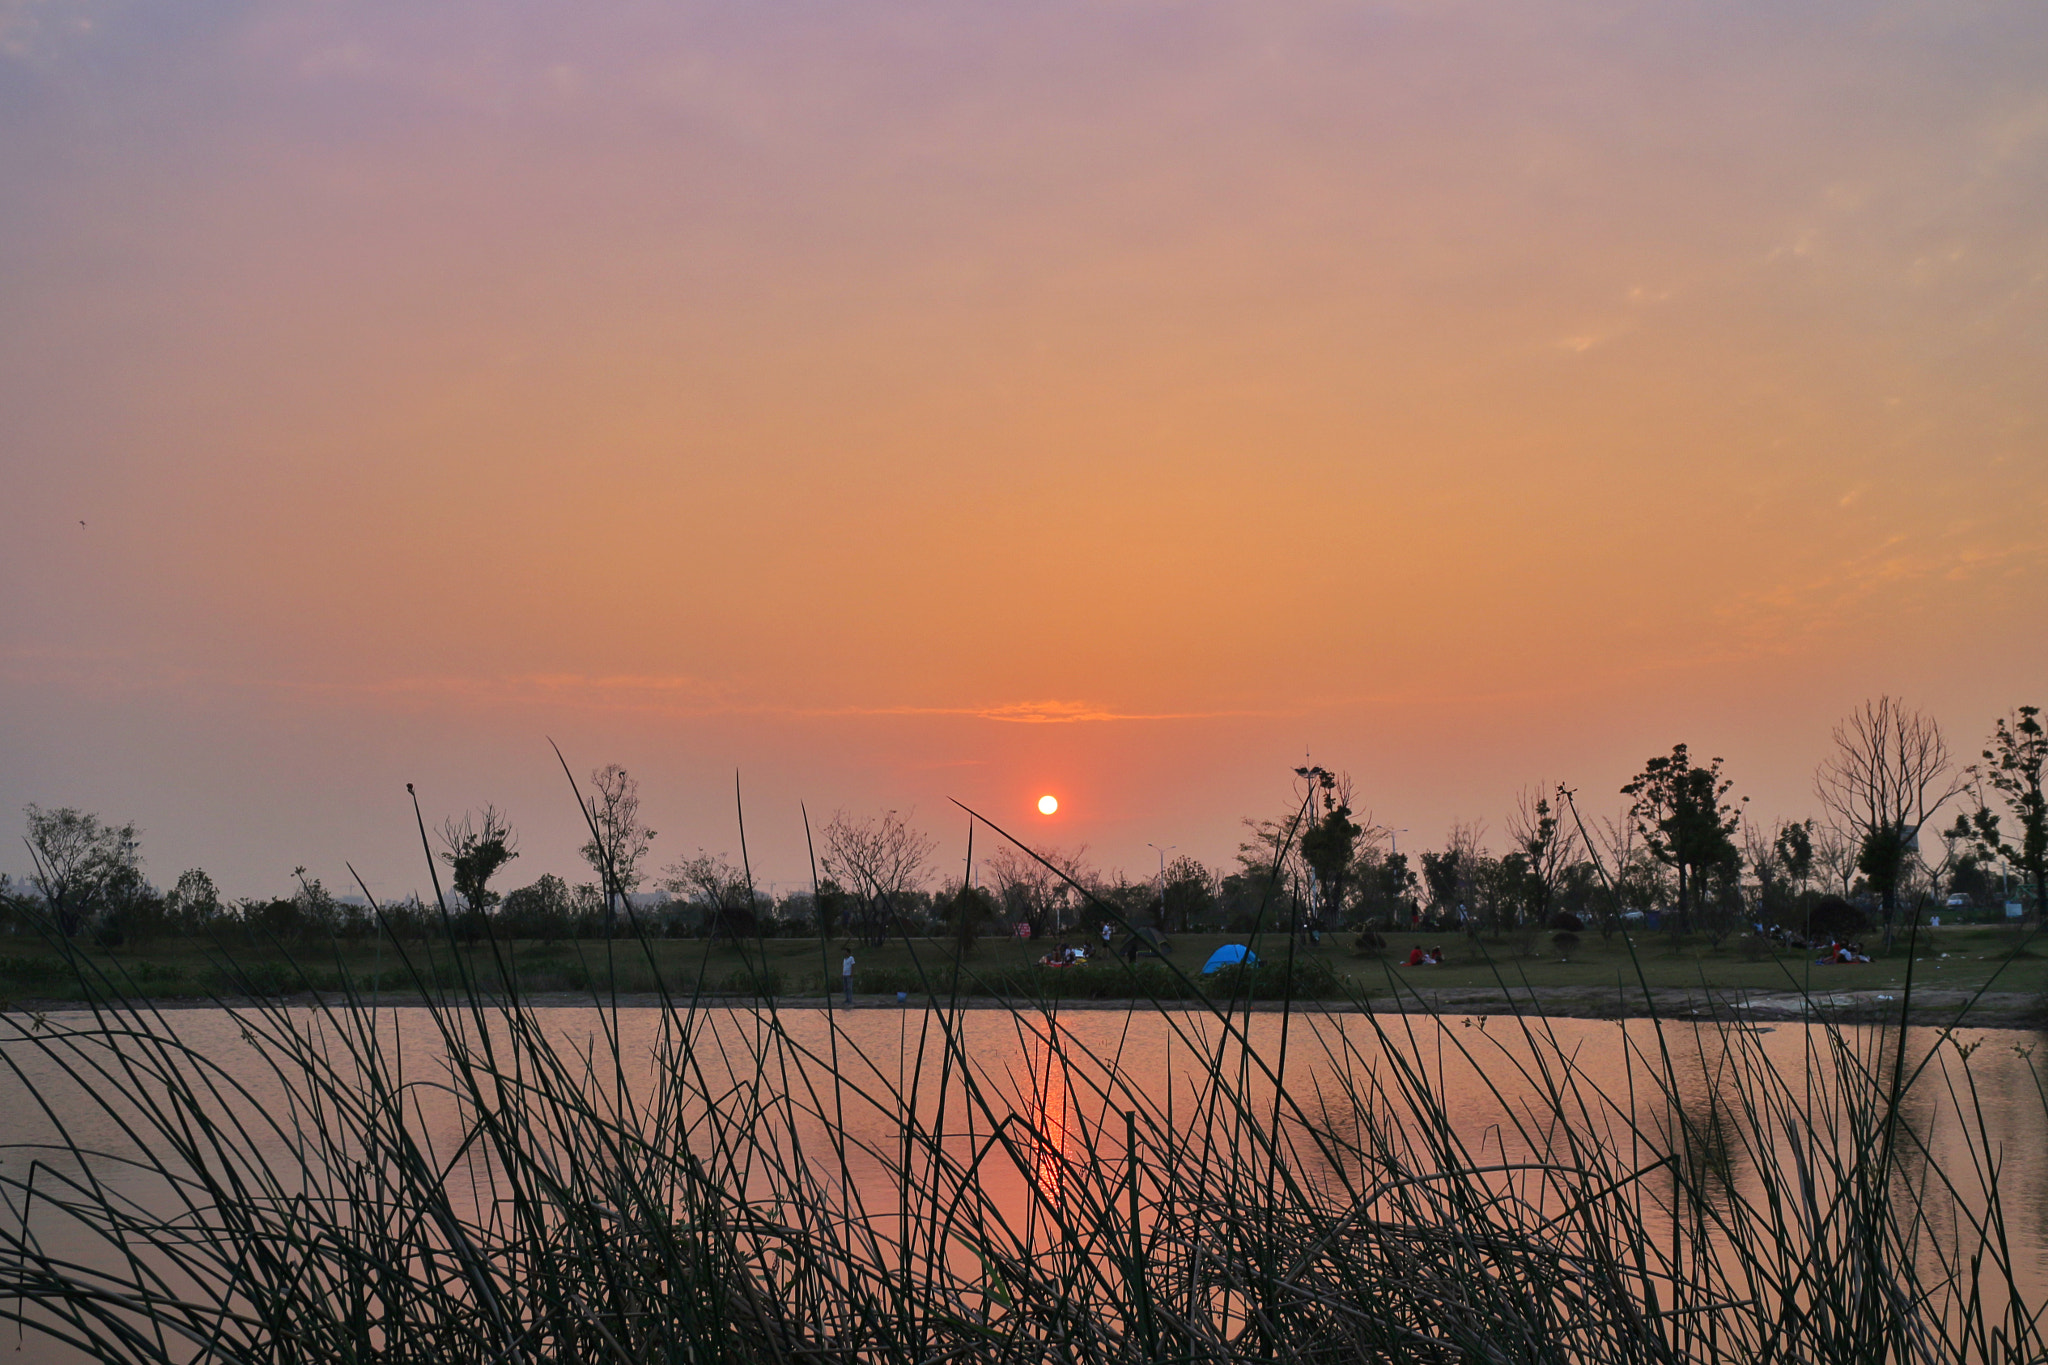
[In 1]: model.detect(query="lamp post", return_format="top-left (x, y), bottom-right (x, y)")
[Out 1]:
top-left (1148, 843), bottom-right (1176, 930)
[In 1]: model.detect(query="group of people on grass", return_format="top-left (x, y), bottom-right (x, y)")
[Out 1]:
top-left (1040, 942), bottom-right (1091, 967)
top-left (1404, 945), bottom-right (1447, 967)
top-left (1815, 940), bottom-right (1872, 964)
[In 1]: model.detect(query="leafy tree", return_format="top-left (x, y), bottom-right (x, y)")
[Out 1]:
top-left (578, 765), bottom-right (656, 931)
top-left (1471, 852), bottom-right (1526, 935)
top-left (934, 882), bottom-right (999, 954)
top-left (0, 873), bottom-right (42, 934)
top-left (1807, 895), bottom-right (1869, 942)
top-left (1622, 745), bottom-right (1743, 933)
top-left (1297, 769), bottom-right (1361, 928)
top-left (1158, 856), bottom-right (1219, 934)
top-left (1356, 850), bottom-right (1418, 924)
top-left (1419, 849), bottom-right (1463, 920)
top-left (500, 874), bottom-right (576, 940)
top-left (812, 877), bottom-right (855, 942)
top-left (1954, 705), bottom-right (2047, 922)
top-left (439, 807), bottom-right (519, 924)
top-left (1554, 861), bottom-right (1606, 923)
top-left (290, 867), bottom-right (341, 937)
top-left (1944, 851), bottom-right (1997, 908)
top-left (21, 805), bottom-right (145, 938)
top-left (1218, 869), bottom-right (1281, 932)
top-left (165, 869), bottom-right (226, 934)
top-left (1094, 874), bottom-right (1157, 931)
top-left (1774, 819), bottom-right (1815, 889)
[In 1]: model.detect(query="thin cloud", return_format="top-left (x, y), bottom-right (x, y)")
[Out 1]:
top-left (819, 699), bottom-right (1270, 724)
top-left (1716, 528), bottom-right (2048, 652)
top-left (0, 660), bottom-right (1269, 725)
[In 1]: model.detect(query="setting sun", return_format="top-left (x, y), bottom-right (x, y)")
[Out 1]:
top-left (1037, 795), bottom-right (1059, 816)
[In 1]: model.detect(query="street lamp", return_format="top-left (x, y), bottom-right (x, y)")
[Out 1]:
top-left (1147, 842), bottom-right (1176, 926)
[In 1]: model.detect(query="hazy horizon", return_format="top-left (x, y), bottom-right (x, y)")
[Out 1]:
top-left (4, 0), bottom-right (2043, 899)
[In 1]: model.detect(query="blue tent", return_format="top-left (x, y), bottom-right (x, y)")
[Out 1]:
top-left (1202, 944), bottom-right (1258, 974)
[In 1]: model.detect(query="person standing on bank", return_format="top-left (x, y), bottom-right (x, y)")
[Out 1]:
top-left (842, 951), bottom-right (856, 1005)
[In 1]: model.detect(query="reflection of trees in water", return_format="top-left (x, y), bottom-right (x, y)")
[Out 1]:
top-left (1970, 1027), bottom-right (2048, 1271)
top-left (1634, 1012), bottom-right (2045, 1352)
top-left (1657, 1023), bottom-right (1747, 1218)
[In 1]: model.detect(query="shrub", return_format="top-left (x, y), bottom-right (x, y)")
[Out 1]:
top-left (1807, 895), bottom-right (1869, 941)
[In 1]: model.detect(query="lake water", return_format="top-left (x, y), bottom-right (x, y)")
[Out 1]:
top-left (4, 1001), bottom-right (2046, 1360)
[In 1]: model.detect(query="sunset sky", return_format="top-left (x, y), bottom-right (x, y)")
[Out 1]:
top-left (3, 0), bottom-right (2044, 901)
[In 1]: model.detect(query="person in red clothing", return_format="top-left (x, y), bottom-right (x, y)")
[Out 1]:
top-left (1406, 946), bottom-right (1426, 967)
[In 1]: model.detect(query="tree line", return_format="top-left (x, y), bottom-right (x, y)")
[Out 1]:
top-left (7, 699), bottom-right (2043, 953)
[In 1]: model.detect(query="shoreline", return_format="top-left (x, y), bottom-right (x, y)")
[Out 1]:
top-left (8, 986), bottom-right (2044, 1029)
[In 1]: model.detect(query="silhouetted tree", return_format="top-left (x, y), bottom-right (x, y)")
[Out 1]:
top-left (1297, 769), bottom-right (1362, 930)
top-left (1419, 849), bottom-right (1463, 921)
top-left (934, 882), bottom-right (999, 955)
top-left (1746, 818), bottom-right (1814, 923)
top-left (1815, 698), bottom-right (1962, 947)
top-left (440, 806), bottom-right (519, 927)
top-left (165, 869), bottom-right (226, 934)
top-left (1954, 705), bottom-right (2047, 923)
top-left (823, 810), bottom-right (936, 946)
top-left (22, 805), bottom-right (144, 938)
top-left (812, 878), bottom-right (855, 942)
top-left (1623, 745), bottom-right (1743, 933)
top-left (500, 874), bottom-right (577, 940)
top-left (578, 765), bottom-right (656, 932)
top-left (1159, 856), bottom-right (1219, 933)
top-left (1507, 788), bottom-right (1579, 926)
top-left (662, 852), bottom-right (759, 939)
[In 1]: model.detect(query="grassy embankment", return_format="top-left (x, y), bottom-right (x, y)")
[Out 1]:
top-left (4, 921), bottom-right (2041, 1016)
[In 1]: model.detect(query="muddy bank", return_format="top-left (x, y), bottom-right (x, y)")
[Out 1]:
top-left (9, 985), bottom-right (2046, 1029)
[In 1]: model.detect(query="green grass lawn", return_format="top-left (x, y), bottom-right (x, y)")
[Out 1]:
top-left (2, 921), bottom-right (2042, 1008)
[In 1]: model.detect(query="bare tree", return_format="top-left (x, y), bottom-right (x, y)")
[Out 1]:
top-left (1812, 820), bottom-right (1859, 898)
top-left (1507, 786), bottom-right (1581, 924)
top-left (1590, 808), bottom-right (1665, 929)
top-left (578, 765), bottom-right (656, 931)
top-left (983, 843), bottom-right (1092, 940)
top-left (1743, 818), bottom-right (1813, 923)
top-left (662, 852), bottom-right (758, 939)
top-left (1814, 697), bottom-right (1964, 947)
top-left (1241, 769), bottom-right (1384, 927)
top-left (822, 810), bottom-right (937, 946)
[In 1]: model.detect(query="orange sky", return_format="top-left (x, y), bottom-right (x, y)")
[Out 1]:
top-left (3, 0), bottom-right (2044, 898)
